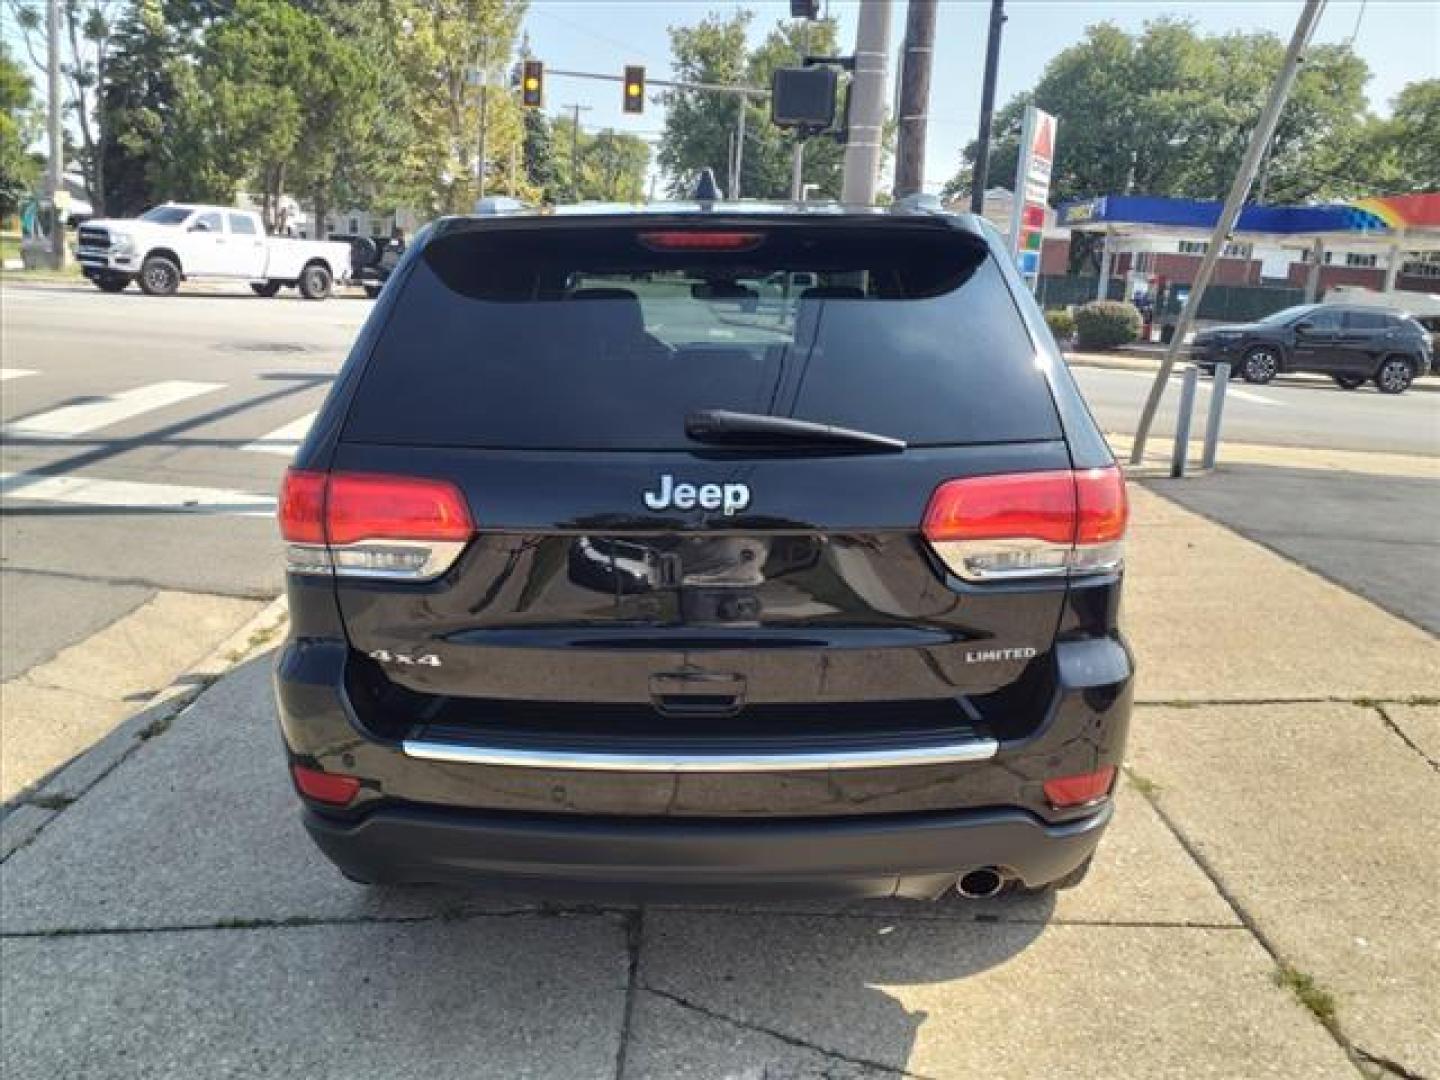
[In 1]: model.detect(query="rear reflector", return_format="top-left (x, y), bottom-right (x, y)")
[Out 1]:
top-left (922, 467), bottom-right (1127, 582)
top-left (637, 230), bottom-right (765, 252)
top-left (291, 765), bottom-right (361, 806)
top-left (279, 469), bottom-right (474, 581)
top-left (1043, 765), bottom-right (1117, 809)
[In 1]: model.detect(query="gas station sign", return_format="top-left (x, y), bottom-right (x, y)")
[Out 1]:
top-left (1008, 106), bottom-right (1056, 284)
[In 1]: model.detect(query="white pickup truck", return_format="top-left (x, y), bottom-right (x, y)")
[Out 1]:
top-left (76, 203), bottom-right (354, 300)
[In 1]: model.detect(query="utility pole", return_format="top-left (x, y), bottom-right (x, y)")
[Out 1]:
top-left (731, 100), bottom-right (747, 199)
top-left (564, 103), bottom-right (591, 202)
top-left (790, 20), bottom-right (811, 201)
top-left (46, 0), bottom-right (67, 269)
top-left (970, 0), bottom-right (1006, 214)
top-left (1130, 0), bottom-right (1326, 465)
top-left (841, 0), bottom-right (891, 205)
top-left (894, 0), bottom-right (937, 199)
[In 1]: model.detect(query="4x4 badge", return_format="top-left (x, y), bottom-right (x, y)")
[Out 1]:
top-left (643, 474), bottom-right (750, 516)
top-left (369, 649), bottom-right (441, 668)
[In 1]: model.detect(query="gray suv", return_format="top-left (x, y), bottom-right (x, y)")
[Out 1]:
top-left (1193, 304), bottom-right (1432, 393)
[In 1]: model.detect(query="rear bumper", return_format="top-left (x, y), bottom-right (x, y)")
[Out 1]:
top-left (304, 800), bottom-right (1112, 901)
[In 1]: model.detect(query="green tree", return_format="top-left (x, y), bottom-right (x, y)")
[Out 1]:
top-left (522, 106), bottom-right (557, 200)
top-left (1, 40), bottom-right (42, 216)
top-left (99, 0), bottom-right (187, 214)
top-left (658, 11), bottom-right (749, 196)
top-left (659, 12), bottom-right (846, 200)
top-left (1362, 80), bottom-right (1440, 193)
top-left (943, 19), bottom-right (1375, 209)
top-left (552, 116), bottom-right (649, 202)
top-left (385, 0), bottom-right (529, 214)
top-left (9, 0), bottom-right (115, 212)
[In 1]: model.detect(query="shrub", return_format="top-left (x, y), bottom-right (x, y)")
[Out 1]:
top-left (1044, 308), bottom-right (1075, 341)
top-left (1074, 300), bottom-right (1142, 350)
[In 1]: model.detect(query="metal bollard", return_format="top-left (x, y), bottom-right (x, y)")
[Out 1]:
top-left (1170, 365), bottom-right (1199, 478)
top-left (1202, 362), bottom-right (1230, 470)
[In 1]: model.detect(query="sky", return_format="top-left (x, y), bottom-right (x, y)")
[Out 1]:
top-left (525, 0), bottom-right (1439, 193)
top-left (4, 0), bottom-right (1435, 196)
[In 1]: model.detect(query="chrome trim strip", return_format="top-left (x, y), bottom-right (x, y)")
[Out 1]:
top-left (401, 736), bottom-right (1000, 772)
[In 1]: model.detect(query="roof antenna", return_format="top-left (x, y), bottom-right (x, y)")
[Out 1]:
top-left (691, 168), bottom-right (723, 206)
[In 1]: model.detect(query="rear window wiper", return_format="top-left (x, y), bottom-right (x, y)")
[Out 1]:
top-left (685, 410), bottom-right (907, 452)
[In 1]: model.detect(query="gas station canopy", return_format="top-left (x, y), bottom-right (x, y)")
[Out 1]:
top-left (1056, 192), bottom-right (1440, 249)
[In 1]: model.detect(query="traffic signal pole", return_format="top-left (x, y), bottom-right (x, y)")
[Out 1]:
top-left (841, 0), bottom-right (892, 205)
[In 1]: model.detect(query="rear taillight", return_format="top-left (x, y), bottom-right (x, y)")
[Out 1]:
top-left (279, 468), bottom-right (474, 581)
top-left (922, 466), bottom-right (1127, 582)
top-left (1043, 765), bottom-right (1117, 809)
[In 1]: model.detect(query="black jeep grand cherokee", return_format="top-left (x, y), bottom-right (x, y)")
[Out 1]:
top-left (274, 204), bottom-right (1133, 902)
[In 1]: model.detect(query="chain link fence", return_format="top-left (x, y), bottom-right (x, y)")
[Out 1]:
top-left (1037, 276), bottom-right (1305, 325)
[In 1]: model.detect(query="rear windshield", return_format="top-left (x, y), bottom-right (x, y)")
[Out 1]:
top-left (344, 220), bottom-right (1060, 449)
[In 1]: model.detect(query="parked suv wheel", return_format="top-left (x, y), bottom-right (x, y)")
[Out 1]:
top-left (1240, 347), bottom-right (1279, 384)
top-left (1374, 357), bottom-right (1414, 395)
top-left (138, 255), bottom-right (180, 296)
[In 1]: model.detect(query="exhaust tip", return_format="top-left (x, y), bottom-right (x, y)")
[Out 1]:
top-left (956, 867), bottom-right (1006, 899)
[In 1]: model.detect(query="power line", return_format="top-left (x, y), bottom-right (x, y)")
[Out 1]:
top-left (1342, 0), bottom-right (1369, 47)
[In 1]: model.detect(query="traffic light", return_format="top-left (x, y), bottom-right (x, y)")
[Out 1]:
top-left (790, 0), bottom-right (821, 17)
top-left (623, 65), bottom-right (645, 114)
top-left (520, 60), bottom-right (544, 108)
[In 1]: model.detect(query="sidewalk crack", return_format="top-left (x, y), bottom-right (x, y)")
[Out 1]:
top-left (1354, 1046), bottom-right (1430, 1080)
top-left (1134, 785), bottom-right (1377, 1078)
top-left (1370, 704), bottom-right (1439, 773)
top-left (642, 984), bottom-right (938, 1079)
top-left (612, 907), bottom-right (644, 1080)
top-left (0, 905), bottom-right (625, 940)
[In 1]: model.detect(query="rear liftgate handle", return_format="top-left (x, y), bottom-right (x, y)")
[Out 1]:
top-left (649, 670), bottom-right (747, 718)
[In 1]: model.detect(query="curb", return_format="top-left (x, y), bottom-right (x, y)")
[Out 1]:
top-left (1065, 351), bottom-right (1440, 393)
top-left (0, 595), bottom-right (289, 861)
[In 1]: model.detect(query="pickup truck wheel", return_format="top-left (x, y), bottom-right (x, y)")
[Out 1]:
top-left (1374, 357), bottom-right (1414, 395)
top-left (1332, 375), bottom-right (1366, 390)
top-left (298, 262), bottom-right (332, 301)
top-left (93, 272), bottom-right (132, 293)
top-left (138, 255), bottom-right (180, 296)
top-left (250, 281), bottom-right (282, 297)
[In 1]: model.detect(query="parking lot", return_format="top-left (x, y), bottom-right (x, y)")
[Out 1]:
top-left (2, 282), bottom-right (1437, 1078)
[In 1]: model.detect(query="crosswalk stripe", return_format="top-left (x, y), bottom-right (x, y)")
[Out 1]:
top-left (0, 472), bottom-right (275, 517)
top-left (1225, 387), bottom-right (1281, 407)
top-left (243, 411), bottom-right (317, 456)
top-left (2, 380), bottom-right (225, 438)
top-left (0, 368), bottom-right (39, 382)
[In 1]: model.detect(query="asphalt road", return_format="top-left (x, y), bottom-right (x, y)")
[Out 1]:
top-left (1071, 365), bottom-right (1440, 457)
top-left (1, 282), bottom-right (367, 677)
top-left (2, 280), bottom-right (1437, 682)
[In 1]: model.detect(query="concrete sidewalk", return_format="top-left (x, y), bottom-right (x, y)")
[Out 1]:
top-left (2, 488), bottom-right (1435, 1078)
